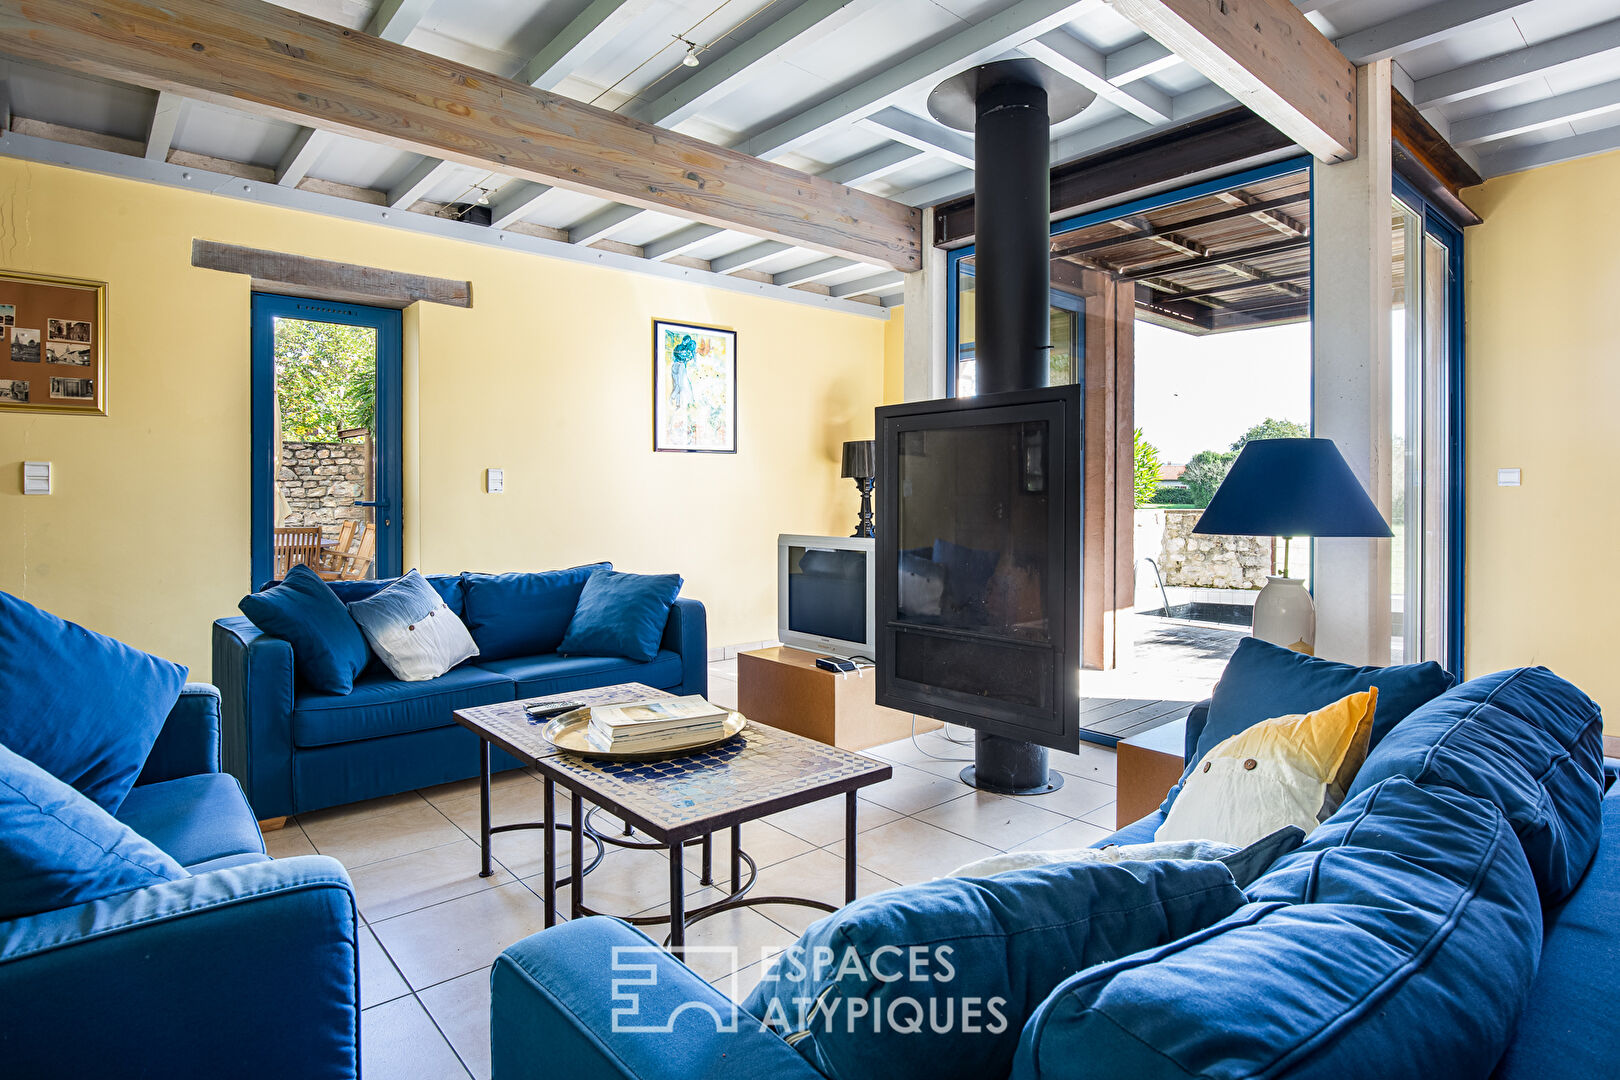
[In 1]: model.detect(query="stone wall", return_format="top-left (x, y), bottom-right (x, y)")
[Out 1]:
top-left (278, 440), bottom-right (369, 542)
top-left (1152, 508), bottom-right (1273, 590)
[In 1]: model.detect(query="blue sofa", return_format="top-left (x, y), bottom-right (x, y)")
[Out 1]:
top-left (489, 665), bottom-right (1618, 1080)
top-left (215, 570), bottom-right (707, 820)
top-left (0, 684), bottom-right (360, 1078)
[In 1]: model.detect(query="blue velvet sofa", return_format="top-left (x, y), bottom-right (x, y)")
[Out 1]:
top-left (0, 684), bottom-right (360, 1078)
top-left (489, 664), bottom-right (1619, 1080)
top-left (215, 570), bottom-right (707, 820)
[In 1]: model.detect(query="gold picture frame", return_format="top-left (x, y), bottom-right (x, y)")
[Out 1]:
top-left (0, 269), bottom-right (107, 416)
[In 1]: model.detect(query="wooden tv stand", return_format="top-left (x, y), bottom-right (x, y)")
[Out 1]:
top-left (737, 646), bottom-right (940, 751)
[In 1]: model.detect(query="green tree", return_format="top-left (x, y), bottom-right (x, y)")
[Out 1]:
top-left (1182, 448), bottom-right (1238, 508)
top-left (1231, 417), bottom-right (1309, 453)
top-left (273, 319), bottom-right (377, 441)
top-left (1134, 428), bottom-right (1162, 506)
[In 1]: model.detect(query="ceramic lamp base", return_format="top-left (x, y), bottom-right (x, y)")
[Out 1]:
top-left (1252, 575), bottom-right (1316, 655)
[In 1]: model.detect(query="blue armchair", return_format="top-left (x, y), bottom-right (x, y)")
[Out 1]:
top-left (0, 685), bottom-right (361, 1079)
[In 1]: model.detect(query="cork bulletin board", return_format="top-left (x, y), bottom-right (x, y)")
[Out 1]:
top-left (0, 270), bottom-right (107, 415)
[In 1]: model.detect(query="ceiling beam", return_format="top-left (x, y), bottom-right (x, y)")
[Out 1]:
top-left (774, 256), bottom-right (857, 286)
top-left (1104, 37), bottom-right (1179, 84)
top-left (1336, 0), bottom-right (1535, 64)
top-left (1021, 29), bottom-right (1172, 124)
top-left (1051, 192), bottom-right (1308, 256)
top-left (516, 0), bottom-right (654, 91)
top-left (643, 223), bottom-right (724, 261)
top-left (274, 127), bottom-right (328, 186)
top-left (387, 156), bottom-right (453, 208)
top-left (1412, 18), bottom-right (1620, 108)
top-left (365, 0), bottom-right (435, 43)
top-left (739, 0), bottom-right (1104, 160)
top-left (1117, 236), bottom-right (1309, 281)
top-left (628, 0), bottom-right (883, 129)
top-left (144, 89), bottom-right (184, 161)
top-left (830, 271), bottom-right (904, 298)
top-left (568, 204), bottom-right (644, 246)
top-left (487, 181), bottom-right (553, 229)
top-left (0, 0), bottom-right (921, 270)
top-left (1107, 0), bottom-right (1357, 162)
top-left (860, 109), bottom-right (975, 169)
top-left (1452, 77), bottom-right (1620, 148)
top-left (711, 241), bottom-right (793, 273)
top-left (1478, 124), bottom-right (1620, 178)
top-left (822, 143), bottom-right (924, 186)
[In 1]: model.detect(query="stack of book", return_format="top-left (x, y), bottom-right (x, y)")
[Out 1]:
top-left (582, 695), bottom-right (730, 754)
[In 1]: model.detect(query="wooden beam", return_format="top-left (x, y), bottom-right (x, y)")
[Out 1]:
top-left (1390, 89), bottom-right (1482, 213)
top-left (1107, 0), bottom-right (1356, 162)
top-left (0, 0), bottom-right (921, 271)
top-left (191, 239), bottom-right (471, 307)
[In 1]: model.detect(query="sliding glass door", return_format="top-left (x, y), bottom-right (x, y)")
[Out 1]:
top-left (1390, 185), bottom-right (1464, 670)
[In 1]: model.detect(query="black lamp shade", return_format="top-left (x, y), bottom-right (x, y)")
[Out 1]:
top-left (841, 439), bottom-right (876, 480)
top-left (1193, 438), bottom-right (1392, 538)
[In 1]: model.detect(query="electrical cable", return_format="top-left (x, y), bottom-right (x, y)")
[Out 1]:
top-left (589, 0), bottom-right (788, 110)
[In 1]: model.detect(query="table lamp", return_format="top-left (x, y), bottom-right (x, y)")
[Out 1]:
top-left (841, 439), bottom-right (876, 538)
top-left (1193, 437), bottom-right (1391, 655)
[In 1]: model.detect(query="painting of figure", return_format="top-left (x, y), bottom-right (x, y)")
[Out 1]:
top-left (653, 320), bottom-right (736, 453)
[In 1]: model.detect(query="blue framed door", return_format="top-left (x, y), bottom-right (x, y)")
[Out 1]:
top-left (250, 294), bottom-right (403, 589)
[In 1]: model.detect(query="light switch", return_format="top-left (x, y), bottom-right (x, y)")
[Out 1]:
top-left (22, 461), bottom-right (50, 495)
top-left (485, 468), bottom-right (504, 494)
top-left (1497, 468), bottom-right (1521, 487)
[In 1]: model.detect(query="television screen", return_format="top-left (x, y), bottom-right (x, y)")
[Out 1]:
top-left (786, 544), bottom-right (868, 645)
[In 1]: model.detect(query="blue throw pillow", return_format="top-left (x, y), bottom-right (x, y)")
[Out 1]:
top-left (744, 859), bottom-right (1246, 1080)
top-left (0, 741), bottom-right (187, 920)
top-left (238, 563), bottom-right (370, 696)
top-left (461, 563), bottom-right (611, 661)
top-left (557, 570), bottom-right (683, 663)
top-left (1015, 778), bottom-right (1541, 1080)
top-left (0, 590), bottom-right (187, 811)
top-left (1349, 667), bottom-right (1604, 906)
top-left (1186, 637), bottom-right (1454, 780)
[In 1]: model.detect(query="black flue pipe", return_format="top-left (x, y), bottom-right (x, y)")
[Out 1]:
top-left (972, 76), bottom-right (1052, 396)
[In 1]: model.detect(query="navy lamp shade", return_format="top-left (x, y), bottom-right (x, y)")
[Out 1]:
top-left (1192, 438), bottom-right (1390, 657)
top-left (1193, 438), bottom-right (1392, 540)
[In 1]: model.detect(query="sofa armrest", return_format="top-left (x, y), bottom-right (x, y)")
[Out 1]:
top-left (213, 616), bottom-right (298, 820)
top-left (138, 683), bottom-right (223, 785)
top-left (0, 855), bottom-right (358, 1079)
top-left (493, 916), bottom-right (819, 1080)
top-left (660, 598), bottom-right (708, 698)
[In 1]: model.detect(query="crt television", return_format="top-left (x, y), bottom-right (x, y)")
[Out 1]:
top-left (777, 534), bottom-right (877, 658)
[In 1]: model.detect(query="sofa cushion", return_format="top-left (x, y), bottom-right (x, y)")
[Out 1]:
top-left (116, 773), bottom-right (265, 869)
top-left (475, 650), bottom-right (684, 699)
top-left (291, 665), bottom-right (516, 748)
top-left (239, 563), bottom-right (371, 696)
top-left (0, 741), bottom-right (187, 920)
top-left (1172, 638), bottom-right (1454, 813)
top-left (1014, 778), bottom-right (1540, 1080)
top-left (558, 570), bottom-right (683, 663)
top-left (746, 858), bottom-right (1247, 1080)
top-left (1348, 666), bottom-right (1605, 907)
top-left (0, 590), bottom-right (188, 812)
top-left (1494, 785), bottom-right (1620, 1080)
top-left (327, 572), bottom-right (464, 616)
top-left (461, 564), bottom-right (610, 662)
top-left (347, 570), bottom-right (480, 682)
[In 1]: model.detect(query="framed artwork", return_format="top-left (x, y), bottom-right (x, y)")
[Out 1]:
top-left (0, 269), bottom-right (107, 415)
top-left (653, 319), bottom-right (736, 453)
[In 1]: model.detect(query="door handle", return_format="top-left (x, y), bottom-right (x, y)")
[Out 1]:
top-left (353, 500), bottom-right (387, 508)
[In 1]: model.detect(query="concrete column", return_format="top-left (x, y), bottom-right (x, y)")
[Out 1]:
top-left (902, 211), bottom-right (949, 402)
top-left (1311, 61), bottom-right (1394, 665)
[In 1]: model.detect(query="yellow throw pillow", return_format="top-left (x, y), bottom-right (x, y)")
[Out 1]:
top-left (1155, 687), bottom-right (1378, 847)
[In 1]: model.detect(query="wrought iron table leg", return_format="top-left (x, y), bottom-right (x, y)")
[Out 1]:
top-left (570, 791), bottom-right (584, 920)
top-left (478, 740), bottom-right (493, 878)
top-left (731, 824), bottom-right (743, 892)
top-left (669, 839), bottom-right (686, 956)
top-left (542, 778), bottom-right (556, 927)
top-left (845, 790), bottom-right (857, 903)
top-left (700, 832), bottom-right (713, 886)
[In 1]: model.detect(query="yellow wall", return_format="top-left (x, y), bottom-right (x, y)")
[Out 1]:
top-left (0, 159), bottom-right (888, 678)
top-left (883, 303), bottom-right (905, 404)
top-left (1464, 149), bottom-right (1620, 733)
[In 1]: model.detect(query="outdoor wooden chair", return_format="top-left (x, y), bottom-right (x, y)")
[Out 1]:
top-left (338, 525), bottom-right (376, 580)
top-left (315, 520), bottom-right (357, 577)
top-left (271, 527), bottom-right (325, 579)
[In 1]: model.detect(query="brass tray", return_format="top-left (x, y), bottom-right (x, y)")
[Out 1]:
top-left (540, 710), bottom-right (748, 760)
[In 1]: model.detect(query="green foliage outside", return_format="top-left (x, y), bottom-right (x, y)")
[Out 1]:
top-left (1231, 416), bottom-right (1309, 453)
top-left (1134, 428), bottom-right (1162, 506)
top-left (274, 319), bottom-right (377, 441)
top-left (1181, 448), bottom-right (1238, 508)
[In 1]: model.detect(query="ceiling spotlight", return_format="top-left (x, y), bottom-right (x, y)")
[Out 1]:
top-left (475, 190), bottom-right (491, 206)
top-left (682, 41), bottom-right (702, 67)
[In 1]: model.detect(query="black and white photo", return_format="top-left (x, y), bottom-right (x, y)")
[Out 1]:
top-left (11, 328), bottom-right (40, 363)
top-left (46, 341), bottom-right (92, 367)
top-left (50, 376), bottom-right (94, 400)
top-left (48, 318), bottom-right (92, 343)
top-left (0, 379), bottom-right (28, 403)
top-left (0, 304), bottom-right (13, 329)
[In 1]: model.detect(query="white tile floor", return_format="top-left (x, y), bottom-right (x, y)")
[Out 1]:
top-left (270, 659), bottom-right (1121, 1079)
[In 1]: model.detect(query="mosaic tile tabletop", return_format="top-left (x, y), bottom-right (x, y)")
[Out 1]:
top-left (454, 683), bottom-right (672, 762)
top-left (536, 720), bottom-right (890, 837)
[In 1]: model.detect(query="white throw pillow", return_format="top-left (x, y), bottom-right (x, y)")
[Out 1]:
top-left (347, 570), bottom-right (479, 682)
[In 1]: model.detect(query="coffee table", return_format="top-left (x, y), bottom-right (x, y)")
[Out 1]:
top-left (453, 683), bottom-right (893, 952)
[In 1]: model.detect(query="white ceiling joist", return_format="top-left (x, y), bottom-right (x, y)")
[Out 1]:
top-left (1021, 29), bottom-right (1173, 123)
top-left (1412, 17), bottom-right (1620, 108)
top-left (860, 108), bottom-right (976, 169)
top-left (821, 143), bottom-right (924, 186)
top-left (489, 181), bottom-right (553, 230)
top-left (642, 223), bottom-right (724, 261)
top-left (1451, 77), bottom-right (1620, 147)
top-left (775, 256), bottom-right (857, 286)
top-left (1104, 37), bottom-right (1180, 84)
top-left (830, 272), bottom-right (905, 298)
top-left (1336, 0), bottom-right (1537, 64)
top-left (710, 240), bottom-right (794, 273)
top-left (144, 90), bottom-right (183, 161)
top-left (275, 127), bottom-right (327, 187)
top-left (569, 204), bottom-right (646, 246)
top-left (366, 0), bottom-right (436, 43)
top-left (1478, 123), bottom-right (1620, 178)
